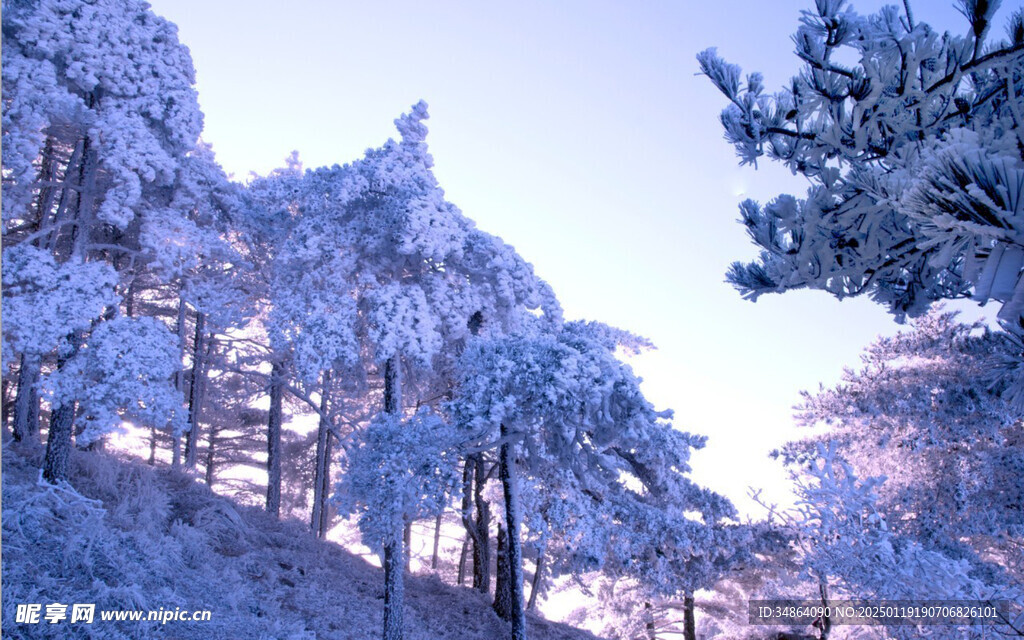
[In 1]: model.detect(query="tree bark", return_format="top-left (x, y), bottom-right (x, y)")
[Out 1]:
top-left (44, 397), bottom-right (75, 483)
top-left (494, 523), bottom-right (512, 620)
top-left (458, 459), bottom-right (472, 586)
top-left (683, 590), bottom-right (696, 640)
top-left (498, 422), bottom-right (527, 640)
top-left (527, 551), bottom-right (545, 611)
top-left (404, 522), bottom-right (413, 573)
top-left (431, 510), bottom-right (443, 570)
top-left (43, 335), bottom-right (80, 483)
top-left (457, 538), bottom-right (470, 585)
top-left (204, 424), bottom-right (217, 487)
top-left (12, 355), bottom-right (40, 443)
top-left (45, 139), bottom-right (84, 256)
top-left (817, 581), bottom-right (832, 640)
top-left (311, 370), bottom-right (332, 537)
top-left (644, 602), bottom-right (656, 640)
top-left (69, 130), bottom-right (97, 260)
top-left (381, 354), bottom-right (404, 640)
top-left (383, 538), bottom-right (405, 640)
top-left (266, 359), bottom-right (285, 517)
top-left (317, 425), bottom-right (333, 538)
top-left (33, 137), bottom-right (59, 242)
top-left (184, 311), bottom-right (206, 468)
top-left (472, 455), bottom-right (491, 593)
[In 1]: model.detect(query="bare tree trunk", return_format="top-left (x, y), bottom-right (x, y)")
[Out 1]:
top-left (457, 535), bottom-right (469, 585)
top-left (818, 581), bottom-right (832, 640)
top-left (683, 590), bottom-right (696, 640)
top-left (12, 356), bottom-right (40, 443)
top-left (311, 370), bottom-right (331, 537)
top-left (472, 455), bottom-right (491, 593)
top-left (46, 139), bottom-right (84, 256)
top-left (43, 335), bottom-right (80, 483)
top-left (184, 312), bottom-right (206, 468)
top-left (644, 602), bottom-right (656, 640)
top-left (33, 137), bottom-right (59, 240)
top-left (458, 459), bottom-right (475, 584)
top-left (527, 551), bottom-right (545, 611)
top-left (494, 523), bottom-right (512, 620)
top-left (381, 354), bottom-right (404, 640)
top-left (170, 295), bottom-right (188, 471)
top-left (44, 397), bottom-right (75, 483)
top-left (205, 424), bottom-right (218, 487)
top-left (383, 538), bottom-right (404, 640)
top-left (431, 510), bottom-right (443, 570)
top-left (317, 426), bottom-right (333, 538)
top-left (498, 422), bottom-right (526, 640)
top-left (266, 359), bottom-right (285, 517)
top-left (175, 295), bottom-right (188, 393)
top-left (42, 129), bottom-right (93, 480)
top-left (404, 522), bottom-right (414, 572)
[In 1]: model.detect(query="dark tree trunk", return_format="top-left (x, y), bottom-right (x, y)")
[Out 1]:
top-left (69, 129), bottom-right (97, 259)
top-left (44, 399), bottom-right (75, 483)
top-left (266, 359), bottom-right (285, 517)
top-left (817, 582), bottom-right (832, 640)
top-left (383, 539), bottom-right (405, 640)
top-left (683, 590), bottom-right (696, 640)
top-left (12, 356), bottom-right (40, 443)
top-left (381, 354), bottom-right (404, 640)
top-left (311, 370), bottom-right (332, 537)
top-left (458, 458), bottom-right (473, 585)
top-left (457, 535), bottom-right (469, 585)
top-left (404, 522), bottom-right (413, 573)
top-left (43, 335), bottom-right (81, 483)
top-left (317, 426), bottom-right (332, 538)
top-left (431, 510), bottom-right (443, 570)
top-left (527, 551), bottom-right (545, 611)
top-left (205, 424), bottom-right (217, 487)
top-left (184, 312), bottom-right (206, 468)
top-left (472, 455), bottom-right (491, 593)
top-left (46, 139), bottom-right (84, 256)
top-left (644, 602), bottom-right (656, 640)
top-left (493, 523), bottom-right (512, 621)
top-left (33, 137), bottom-right (59, 242)
top-left (497, 423), bottom-right (526, 640)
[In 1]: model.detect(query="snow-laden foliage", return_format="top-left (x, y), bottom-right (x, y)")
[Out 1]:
top-left (266, 102), bottom-right (560, 386)
top-left (786, 442), bottom-right (1017, 640)
top-left (1, 245), bottom-right (118, 367)
top-left (43, 316), bottom-right (187, 445)
top-left (770, 312), bottom-right (1024, 638)
top-left (785, 311), bottom-right (1024, 551)
top-left (700, 0), bottom-right (1024, 397)
top-left (141, 142), bottom-right (248, 326)
top-left (336, 409), bottom-right (460, 554)
top-left (2, 0), bottom-right (202, 228)
top-left (451, 319), bottom-right (738, 611)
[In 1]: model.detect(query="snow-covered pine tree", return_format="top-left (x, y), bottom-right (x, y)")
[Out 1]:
top-left (1, 0), bottom-right (236, 480)
top-left (265, 102), bottom-right (558, 640)
top-left (336, 409), bottom-right (460, 640)
top-left (699, 0), bottom-right (1024, 403)
top-left (773, 311), bottom-right (1024, 637)
top-left (451, 320), bottom-right (736, 640)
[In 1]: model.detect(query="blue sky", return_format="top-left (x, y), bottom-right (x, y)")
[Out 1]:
top-left (150, 0), bottom-right (1002, 514)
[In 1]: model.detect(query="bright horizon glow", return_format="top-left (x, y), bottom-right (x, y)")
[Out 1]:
top-left (148, 0), bottom-right (1005, 516)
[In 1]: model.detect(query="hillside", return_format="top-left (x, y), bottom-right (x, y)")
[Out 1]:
top-left (1, 445), bottom-right (603, 640)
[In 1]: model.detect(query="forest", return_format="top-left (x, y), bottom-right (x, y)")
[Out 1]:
top-left (2, 0), bottom-right (1023, 639)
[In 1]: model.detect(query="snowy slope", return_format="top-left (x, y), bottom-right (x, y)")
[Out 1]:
top-left (1, 445), bottom-right (603, 640)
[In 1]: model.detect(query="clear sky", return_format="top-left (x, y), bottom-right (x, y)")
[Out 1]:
top-left (148, 0), bottom-right (1003, 515)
